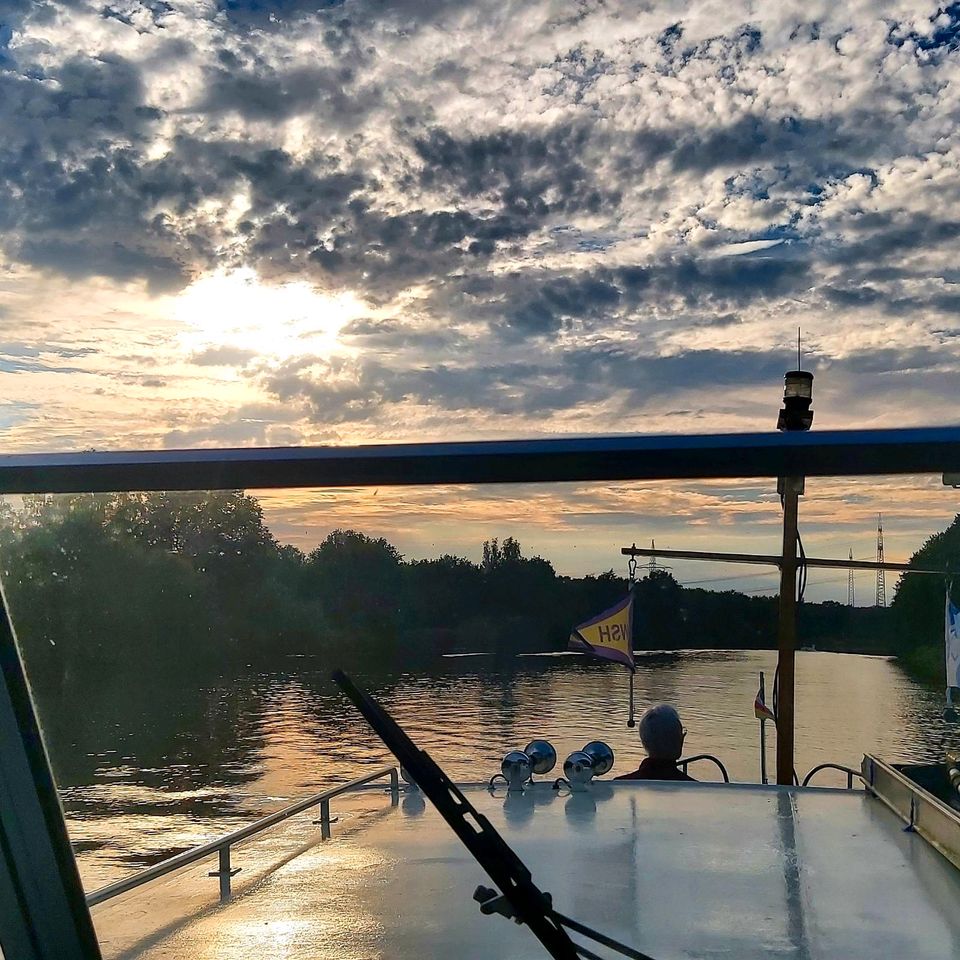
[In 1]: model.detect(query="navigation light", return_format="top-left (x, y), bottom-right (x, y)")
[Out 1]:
top-left (777, 370), bottom-right (814, 432)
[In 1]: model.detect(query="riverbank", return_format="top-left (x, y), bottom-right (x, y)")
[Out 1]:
top-left (898, 645), bottom-right (944, 688)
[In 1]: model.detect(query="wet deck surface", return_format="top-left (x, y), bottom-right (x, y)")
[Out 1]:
top-left (92, 780), bottom-right (960, 959)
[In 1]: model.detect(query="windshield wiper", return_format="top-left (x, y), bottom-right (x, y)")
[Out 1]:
top-left (332, 670), bottom-right (657, 960)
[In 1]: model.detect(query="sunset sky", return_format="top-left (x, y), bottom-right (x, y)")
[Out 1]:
top-left (2, 1), bottom-right (959, 599)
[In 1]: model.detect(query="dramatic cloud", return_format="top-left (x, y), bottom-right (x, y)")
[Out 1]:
top-left (1, 0), bottom-right (959, 590)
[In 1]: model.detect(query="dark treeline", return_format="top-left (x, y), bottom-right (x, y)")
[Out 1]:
top-left (0, 493), bottom-right (630, 685)
top-left (2, 492), bottom-right (953, 698)
top-left (889, 513), bottom-right (960, 684)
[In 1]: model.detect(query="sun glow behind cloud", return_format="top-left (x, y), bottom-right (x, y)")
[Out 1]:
top-left (173, 268), bottom-right (366, 362)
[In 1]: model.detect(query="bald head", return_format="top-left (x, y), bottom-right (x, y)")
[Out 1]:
top-left (638, 704), bottom-right (685, 761)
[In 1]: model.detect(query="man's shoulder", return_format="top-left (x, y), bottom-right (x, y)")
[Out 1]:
top-left (615, 758), bottom-right (695, 781)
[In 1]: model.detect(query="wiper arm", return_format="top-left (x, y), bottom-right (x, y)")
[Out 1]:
top-left (332, 669), bottom-right (575, 957)
top-left (332, 670), bottom-right (658, 960)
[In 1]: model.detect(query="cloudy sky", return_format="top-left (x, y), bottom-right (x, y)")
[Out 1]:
top-left (1, 0), bottom-right (959, 597)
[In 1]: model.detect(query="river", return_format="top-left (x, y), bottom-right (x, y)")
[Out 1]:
top-left (39, 649), bottom-right (951, 892)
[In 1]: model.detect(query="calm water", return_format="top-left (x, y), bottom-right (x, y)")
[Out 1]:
top-left (40, 649), bottom-right (951, 891)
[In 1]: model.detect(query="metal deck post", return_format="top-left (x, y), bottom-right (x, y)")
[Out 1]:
top-left (207, 845), bottom-right (240, 902)
top-left (389, 767), bottom-right (400, 806)
top-left (320, 798), bottom-right (332, 840)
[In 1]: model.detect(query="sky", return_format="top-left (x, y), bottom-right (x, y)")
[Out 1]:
top-left (1, 0), bottom-right (959, 600)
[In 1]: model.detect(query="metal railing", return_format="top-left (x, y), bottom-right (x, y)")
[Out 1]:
top-left (678, 754), bottom-right (730, 782)
top-left (86, 765), bottom-right (399, 907)
top-left (801, 763), bottom-right (865, 789)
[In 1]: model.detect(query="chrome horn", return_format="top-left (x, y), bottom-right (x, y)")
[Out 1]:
top-left (582, 740), bottom-right (615, 777)
top-left (493, 739), bottom-right (557, 792)
top-left (562, 751), bottom-right (595, 791)
top-left (500, 751), bottom-right (532, 792)
top-left (523, 739), bottom-right (558, 776)
top-left (559, 741), bottom-right (614, 792)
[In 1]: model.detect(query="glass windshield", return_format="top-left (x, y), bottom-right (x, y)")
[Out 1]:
top-left (0, 475), bottom-right (955, 898)
top-left (3, 0), bottom-right (960, 956)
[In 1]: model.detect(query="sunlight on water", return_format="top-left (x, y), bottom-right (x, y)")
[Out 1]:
top-left (49, 650), bottom-right (948, 891)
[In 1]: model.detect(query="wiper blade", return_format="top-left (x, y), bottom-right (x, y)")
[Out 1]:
top-left (332, 670), bottom-right (658, 960)
top-left (332, 669), bottom-right (576, 958)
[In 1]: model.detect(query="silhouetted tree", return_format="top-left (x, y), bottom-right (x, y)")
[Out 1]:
top-left (305, 530), bottom-right (404, 648)
top-left (891, 514), bottom-right (960, 680)
top-left (404, 555), bottom-right (482, 628)
top-left (633, 569), bottom-right (684, 648)
top-left (3, 502), bottom-right (210, 681)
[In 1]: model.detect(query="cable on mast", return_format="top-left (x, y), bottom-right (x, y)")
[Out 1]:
top-left (876, 514), bottom-right (886, 607)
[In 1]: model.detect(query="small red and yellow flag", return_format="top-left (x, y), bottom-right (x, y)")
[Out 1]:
top-left (755, 678), bottom-right (776, 723)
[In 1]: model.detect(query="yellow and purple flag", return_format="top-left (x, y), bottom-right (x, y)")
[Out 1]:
top-left (568, 594), bottom-right (635, 671)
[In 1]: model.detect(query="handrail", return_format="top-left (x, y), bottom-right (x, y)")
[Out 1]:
top-left (802, 763), bottom-right (865, 789)
top-left (678, 754), bottom-right (730, 782)
top-left (86, 765), bottom-right (399, 907)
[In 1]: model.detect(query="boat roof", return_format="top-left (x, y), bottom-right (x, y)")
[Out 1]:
top-left (91, 778), bottom-right (960, 960)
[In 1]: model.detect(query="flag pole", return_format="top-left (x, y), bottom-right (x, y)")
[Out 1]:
top-left (760, 719), bottom-right (768, 785)
top-left (627, 554), bottom-right (637, 728)
top-left (757, 670), bottom-right (769, 784)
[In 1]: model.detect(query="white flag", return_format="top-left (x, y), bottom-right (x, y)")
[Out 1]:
top-left (946, 590), bottom-right (960, 697)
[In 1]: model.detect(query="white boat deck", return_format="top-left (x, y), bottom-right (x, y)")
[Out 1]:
top-left (91, 779), bottom-right (960, 959)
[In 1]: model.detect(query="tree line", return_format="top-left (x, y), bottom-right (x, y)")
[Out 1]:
top-left (0, 493), bottom-right (628, 686)
top-left (889, 513), bottom-right (960, 684)
top-left (0, 492), bottom-right (955, 697)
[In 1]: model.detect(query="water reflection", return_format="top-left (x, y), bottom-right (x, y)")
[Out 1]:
top-left (400, 791), bottom-right (426, 818)
top-left (502, 791), bottom-right (536, 827)
top-left (32, 650), bottom-right (953, 890)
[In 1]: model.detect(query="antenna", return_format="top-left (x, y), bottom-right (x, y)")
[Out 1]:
top-left (847, 549), bottom-right (855, 607)
top-left (876, 514), bottom-right (886, 607)
top-left (797, 327), bottom-right (801, 370)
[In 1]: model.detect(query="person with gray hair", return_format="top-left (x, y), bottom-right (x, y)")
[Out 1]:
top-left (616, 703), bottom-right (695, 781)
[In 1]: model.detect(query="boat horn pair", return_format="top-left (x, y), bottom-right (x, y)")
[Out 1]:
top-left (495, 740), bottom-right (614, 792)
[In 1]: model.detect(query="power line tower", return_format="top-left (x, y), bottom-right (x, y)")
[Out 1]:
top-left (876, 514), bottom-right (886, 607)
top-left (847, 549), bottom-right (855, 607)
top-left (644, 539), bottom-right (671, 577)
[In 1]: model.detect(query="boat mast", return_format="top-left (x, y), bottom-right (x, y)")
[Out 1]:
top-left (776, 475), bottom-right (802, 784)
